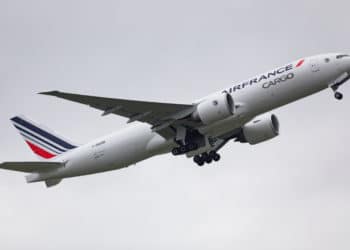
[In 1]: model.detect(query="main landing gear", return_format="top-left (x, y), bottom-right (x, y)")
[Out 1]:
top-left (172, 143), bottom-right (199, 156)
top-left (193, 151), bottom-right (221, 166)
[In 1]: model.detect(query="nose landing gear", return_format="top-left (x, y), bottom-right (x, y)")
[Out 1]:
top-left (331, 72), bottom-right (350, 100)
top-left (331, 84), bottom-right (344, 100)
top-left (334, 91), bottom-right (343, 100)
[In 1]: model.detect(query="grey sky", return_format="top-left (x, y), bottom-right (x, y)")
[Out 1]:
top-left (1, 0), bottom-right (350, 249)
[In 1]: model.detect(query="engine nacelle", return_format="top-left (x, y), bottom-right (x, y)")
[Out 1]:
top-left (241, 114), bottom-right (280, 145)
top-left (192, 93), bottom-right (234, 125)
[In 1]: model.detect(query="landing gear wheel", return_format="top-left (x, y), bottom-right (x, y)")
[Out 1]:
top-left (201, 152), bottom-right (209, 162)
top-left (204, 152), bottom-right (213, 164)
top-left (205, 157), bottom-right (213, 164)
top-left (172, 148), bottom-right (180, 155)
top-left (197, 160), bottom-right (204, 167)
top-left (180, 146), bottom-right (187, 153)
top-left (187, 143), bottom-right (198, 151)
top-left (209, 151), bottom-right (216, 158)
top-left (335, 92), bottom-right (343, 100)
top-left (213, 153), bottom-right (221, 162)
top-left (194, 155), bottom-right (201, 163)
top-left (193, 155), bottom-right (204, 166)
top-left (194, 151), bottom-right (221, 166)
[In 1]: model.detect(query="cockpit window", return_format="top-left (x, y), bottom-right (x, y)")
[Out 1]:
top-left (336, 54), bottom-right (349, 59)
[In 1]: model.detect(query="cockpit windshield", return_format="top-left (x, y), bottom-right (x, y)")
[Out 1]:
top-left (336, 54), bottom-right (350, 59)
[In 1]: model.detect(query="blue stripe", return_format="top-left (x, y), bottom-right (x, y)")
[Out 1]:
top-left (14, 125), bottom-right (67, 153)
top-left (20, 133), bottom-right (61, 155)
top-left (11, 117), bottom-right (76, 150)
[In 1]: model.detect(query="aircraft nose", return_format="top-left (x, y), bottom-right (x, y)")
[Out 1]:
top-left (338, 55), bottom-right (350, 73)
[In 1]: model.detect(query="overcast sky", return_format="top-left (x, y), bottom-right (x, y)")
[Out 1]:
top-left (1, 0), bottom-right (350, 249)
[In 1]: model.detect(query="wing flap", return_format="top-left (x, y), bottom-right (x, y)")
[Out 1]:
top-left (0, 162), bottom-right (63, 173)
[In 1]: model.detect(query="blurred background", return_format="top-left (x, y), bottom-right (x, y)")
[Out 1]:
top-left (0, 1), bottom-right (350, 249)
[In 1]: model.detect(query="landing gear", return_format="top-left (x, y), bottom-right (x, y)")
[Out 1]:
top-left (330, 72), bottom-right (349, 101)
top-left (194, 155), bottom-right (204, 166)
top-left (171, 147), bottom-right (180, 155)
top-left (212, 153), bottom-right (221, 162)
top-left (193, 151), bottom-right (221, 166)
top-left (172, 143), bottom-right (199, 156)
top-left (334, 91), bottom-right (343, 100)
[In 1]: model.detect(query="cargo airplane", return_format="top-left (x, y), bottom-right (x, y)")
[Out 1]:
top-left (1, 53), bottom-right (350, 187)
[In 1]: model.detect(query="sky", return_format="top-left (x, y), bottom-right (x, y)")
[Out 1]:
top-left (1, 0), bottom-right (350, 249)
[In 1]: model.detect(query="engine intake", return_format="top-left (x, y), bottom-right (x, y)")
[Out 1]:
top-left (192, 93), bottom-right (234, 125)
top-left (240, 114), bottom-right (280, 145)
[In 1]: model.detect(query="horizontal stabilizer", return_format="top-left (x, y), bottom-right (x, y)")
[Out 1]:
top-left (0, 161), bottom-right (63, 173)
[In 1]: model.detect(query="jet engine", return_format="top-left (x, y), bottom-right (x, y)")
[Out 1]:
top-left (192, 92), bottom-right (234, 125)
top-left (240, 114), bottom-right (280, 145)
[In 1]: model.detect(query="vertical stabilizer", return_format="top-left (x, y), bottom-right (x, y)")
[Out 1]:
top-left (10, 115), bottom-right (77, 159)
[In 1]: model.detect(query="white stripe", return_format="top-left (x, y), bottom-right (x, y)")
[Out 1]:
top-left (21, 133), bottom-right (62, 155)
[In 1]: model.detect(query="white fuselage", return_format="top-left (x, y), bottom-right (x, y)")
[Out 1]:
top-left (29, 53), bottom-right (349, 182)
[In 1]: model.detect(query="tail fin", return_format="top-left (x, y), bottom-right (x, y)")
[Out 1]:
top-left (10, 115), bottom-right (77, 159)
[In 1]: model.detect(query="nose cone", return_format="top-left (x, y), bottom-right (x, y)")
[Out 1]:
top-left (337, 55), bottom-right (350, 73)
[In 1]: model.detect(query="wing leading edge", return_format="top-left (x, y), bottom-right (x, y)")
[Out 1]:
top-left (39, 91), bottom-right (195, 138)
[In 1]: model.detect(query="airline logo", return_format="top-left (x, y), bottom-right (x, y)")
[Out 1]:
top-left (10, 116), bottom-right (77, 159)
top-left (228, 59), bottom-right (305, 93)
top-left (296, 59), bottom-right (305, 68)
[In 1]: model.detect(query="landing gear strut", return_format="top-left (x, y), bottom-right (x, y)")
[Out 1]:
top-left (193, 151), bottom-right (221, 166)
top-left (331, 72), bottom-right (349, 100)
top-left (172, 127), bottom-right (204, 156)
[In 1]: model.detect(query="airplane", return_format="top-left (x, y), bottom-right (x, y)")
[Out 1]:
top-left (1, 53), bottom-right (350, 187)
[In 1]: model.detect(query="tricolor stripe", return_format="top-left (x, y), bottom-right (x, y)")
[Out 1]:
top-left (10, 116), bottom-right (77, 159)
top-left (11, 116), bottom-right (76, 149)
top-left (20, 132), bottom-right (62, 155)
top-left (14, 125), bottom-right (67, 153)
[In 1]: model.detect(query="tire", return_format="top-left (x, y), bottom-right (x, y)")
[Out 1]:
top-left (335, 92), bottom-right (343, 100)
top-left (213, 154), bottom-right (221, 162)
top-left (180, 146), bottom-right (187, 153)
top-left (197, 160), bottom-right (204, 167)
top-left (209, 151), bottom-right (216, 158)
top-left (172, 148), bottom-right (179, 155)
top-left (205, 158), bottom-right (212, 164)
top-left (202, 152), bottom-right (209, 160)
top-left (193, 155), bottom-right (201, 163)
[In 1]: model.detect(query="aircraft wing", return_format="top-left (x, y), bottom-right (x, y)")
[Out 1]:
top-left (0, 161), bottom-right (63, 173)
top-left (40, 91), bottom-right (196, 138)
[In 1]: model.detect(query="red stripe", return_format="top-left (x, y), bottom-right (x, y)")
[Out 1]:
top-left (296, 59), bottom-right (304, 67)
top-left (25, 141), bottom-right (56, 159)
